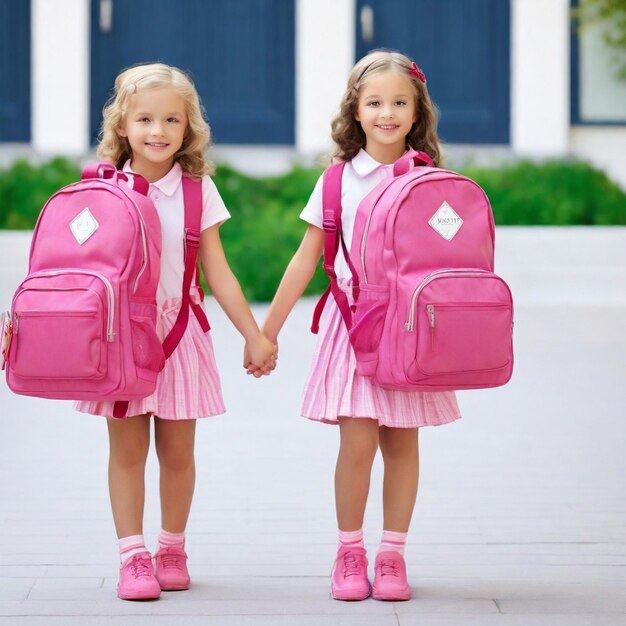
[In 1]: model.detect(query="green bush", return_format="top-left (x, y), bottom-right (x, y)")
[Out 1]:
top-left (213, 164), bottom-right (326, 301)
top-left (0, 158), bottom-right (81, 229)
top-left (462, 160), bottom-right (626, 225)
top-left (1, 157), bottom-right (625, 301)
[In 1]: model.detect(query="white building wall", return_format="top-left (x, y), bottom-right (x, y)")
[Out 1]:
top-left (511, 0), bottom-right (571, 155)
top-left (32, 0), bottom-right (90, 155)
top-left (296, 0), bottom-right (355, 157)
top-left (18, 0), bottom-right (626, 189)
top-left (570, 127), bottom-right (626, 190)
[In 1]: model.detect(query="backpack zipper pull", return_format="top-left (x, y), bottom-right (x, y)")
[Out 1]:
top-left (1, 312), bottom-right (15, 370)
top-left (427, 304), bottom-right (435, 349)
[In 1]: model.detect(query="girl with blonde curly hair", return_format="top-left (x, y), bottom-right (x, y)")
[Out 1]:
top-left (261, 50), bottom-right (459, 602)
top-left (77, 62), bottom-right (276, 601)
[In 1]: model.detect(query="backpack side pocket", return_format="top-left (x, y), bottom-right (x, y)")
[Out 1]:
top-left (349, 285), bottom-right (388, 376)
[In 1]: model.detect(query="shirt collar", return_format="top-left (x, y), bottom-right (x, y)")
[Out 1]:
top-left (122, 160), bottom-right (183, 197)
top-left (351, 149), bottom-right (394, 176)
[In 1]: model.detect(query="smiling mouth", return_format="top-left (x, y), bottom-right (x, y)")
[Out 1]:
top-left (376, 125), bottom-right (399, 130)
top-left (146, 142), bottom-right (169, 148)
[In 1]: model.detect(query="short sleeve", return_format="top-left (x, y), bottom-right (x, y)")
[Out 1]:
top-left (299, 173), bottom-right (324, 229)
top-left (201, 176), bottom-right (231, 231)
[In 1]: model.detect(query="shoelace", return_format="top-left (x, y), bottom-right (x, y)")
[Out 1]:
top-left (129, 555), bottom-right (154, 579)
top-left (377, 558), bottom-right (400, 578)
top-left (342, 551), bottom-right (366, 578)
top-left (159, 549), bottom-right (185, 570)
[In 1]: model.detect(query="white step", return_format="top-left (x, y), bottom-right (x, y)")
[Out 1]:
top-left (495, 227), bottom-right (626, 306)
top-left (1, 228), bottom-right (625, 307)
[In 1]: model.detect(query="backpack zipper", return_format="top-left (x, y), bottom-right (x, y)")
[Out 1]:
top-left (122, 193), bottom-right (149, 294)
top-left (359, 171), bottom-right (453, 283)
top-left (55, 183), bottom-right (149, 296)
top-left (20, 269), bottom-right (115, 341)
top-left (360, 201), bottom-right (377, 283)
top-left (404, 268), bottom-right (493, 331)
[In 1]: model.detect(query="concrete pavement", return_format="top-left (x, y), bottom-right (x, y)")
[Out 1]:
top-left (1, 229), bottom-right (625, 625)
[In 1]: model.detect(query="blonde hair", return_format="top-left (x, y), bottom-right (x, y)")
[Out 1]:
top-left (98, 63), bottom-right (213, 176)
top-left (331, 50), bottom-right (442, 166)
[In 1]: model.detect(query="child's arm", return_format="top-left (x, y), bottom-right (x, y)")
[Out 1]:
top-left (262, 224), bottom-right (324, 345)
top-left (200, 225), bottom-right (276, 373)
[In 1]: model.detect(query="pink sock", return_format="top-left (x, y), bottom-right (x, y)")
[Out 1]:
top-left (119, 534), bottom-right (148, 564)
top-left (338, 528), bottom-right (365, 551)
top-left (158, 528), bottom-right (185, 551)
top-left (378, 530), bottom-right (408, 556)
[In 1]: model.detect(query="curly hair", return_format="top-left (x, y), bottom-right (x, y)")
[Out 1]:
top-left (98, 63), bottom-right (214, 177)
top-left (331, 50), bottom-right (442, 166)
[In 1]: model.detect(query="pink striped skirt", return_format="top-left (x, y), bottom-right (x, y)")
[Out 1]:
top-left (74, 297), bottom-right (225, 421)
top-left (300, 296), bottom-right (461, 428)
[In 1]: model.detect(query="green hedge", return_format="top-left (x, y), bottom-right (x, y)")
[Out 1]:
top-left (212, 164), bottom-right (327, 301)
top-left (464, 160), bottom-right (626, 226)
top-left (0, 158), bottom-right (81, 229)
top-left (1, 157), bottom-right (625, 300)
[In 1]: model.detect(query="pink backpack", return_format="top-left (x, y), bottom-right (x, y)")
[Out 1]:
top-left (312, 150), bottom-right (514, 391)
top-left (3, 162), bottom-right (208, 417)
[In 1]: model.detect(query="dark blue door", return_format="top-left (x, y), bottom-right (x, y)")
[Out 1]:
top-left (0, 0), bottom-right (31, 141)
top-left (356, 0), bottom-right (510, 144)
top-left (90, 0), bottom-right (295, 145)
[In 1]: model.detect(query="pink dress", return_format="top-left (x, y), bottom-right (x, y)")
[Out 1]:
top-left (299, 150), bottom-right (461, 428)
top-left (75, 163), bottom-right (228, 421)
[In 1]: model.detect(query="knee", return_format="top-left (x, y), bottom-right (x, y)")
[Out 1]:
top-left (110, 435), bottom-right (150, 469)
top-left (340, 432), bottom-right (379, 465)
top-left (156, 440), bottom-right (195, 473)
top-left (379, 429), bottom-right (418, 460)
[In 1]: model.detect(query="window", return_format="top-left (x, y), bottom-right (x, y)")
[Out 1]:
top-left (571, 2), bottom-right (626, 124)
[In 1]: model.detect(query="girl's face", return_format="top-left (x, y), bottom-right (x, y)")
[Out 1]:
top-left (355, 70), bottom-right (417, 164)
top-left (117, 86), bottom-right (188, 182)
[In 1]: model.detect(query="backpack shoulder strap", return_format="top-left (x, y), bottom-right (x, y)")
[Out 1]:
top-left (182, 177), bottom-right (211, 333)
top-left (113, 175), bottom-right (210, 420)
top-left (161, 175), bottom-right (210, 359)
top-left (311, 161), bottom-right (358, 334)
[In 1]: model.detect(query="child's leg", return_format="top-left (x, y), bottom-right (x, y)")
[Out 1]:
top-left (335, 417), bottom-right (380, 530)
top-left (331, 417), bottom-right (378, 600)
top-left (378, 426), bottom-right (419, 532)
top-left (106, 415), bottom-right (151, 538)
top-left (153, 417), bottom-right (196, 591)
top-left (371, 426), bottom-right (418, 601)
top-left (154, 417), bottom-right (196, 533)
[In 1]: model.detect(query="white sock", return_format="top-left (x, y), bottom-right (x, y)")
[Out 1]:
top-left (119, 534), bottom-right (148, 564)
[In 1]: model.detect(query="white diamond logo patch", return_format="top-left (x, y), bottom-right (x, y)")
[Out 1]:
top-left (428, 201), bottom-right (463, 241)
top-left (70, 208), bottom-right (99, 245)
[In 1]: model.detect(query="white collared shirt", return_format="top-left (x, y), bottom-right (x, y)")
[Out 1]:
top-left (123, 161), bottom-right (230, 306)
top-left (299, 149), bottom-right (394, 281)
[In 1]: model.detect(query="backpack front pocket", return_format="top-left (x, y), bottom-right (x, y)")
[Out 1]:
top-left (9, 271), bottom-right (112, 379)
top-left (416, 302), bottom-right (512, 374)
top-left (405, 270), bottom-right (513, 381)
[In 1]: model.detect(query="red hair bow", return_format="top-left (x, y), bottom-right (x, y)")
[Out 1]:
top-left (410, 62), bottom-right (426, 84)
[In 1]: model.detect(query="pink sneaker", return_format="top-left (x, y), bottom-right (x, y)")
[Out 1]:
top-left (117, 552), bottom-right (161, 600)
top-left (330, 546), bottom-right (371, 601)
top-left (154, 546), bottom-right (191, 591)
top-left (372, 551), bottom-right (411, 601)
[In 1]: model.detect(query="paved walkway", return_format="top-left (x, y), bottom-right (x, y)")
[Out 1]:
top-left (1, 233), bottom-right (625, 625)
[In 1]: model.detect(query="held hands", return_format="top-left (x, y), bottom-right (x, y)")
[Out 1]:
top-left (243, 332), bottom-right (277, 378)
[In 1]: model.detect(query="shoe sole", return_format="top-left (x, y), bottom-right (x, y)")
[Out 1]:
top-left (117, 590), bottom-right (161, 601)
top-left (371, 589), bottom-right (411, 601)
top-left (331, 585), bottom-right (372, 601)
top-left (159, 583), bottom-right (191, 591)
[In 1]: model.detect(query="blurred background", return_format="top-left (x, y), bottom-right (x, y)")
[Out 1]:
top-left (1, 0), bottom-right (625, 178)
top-left (1, 3), bottom-right (625, 623)
top-left (1, 0), bottom-right (625, 301)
